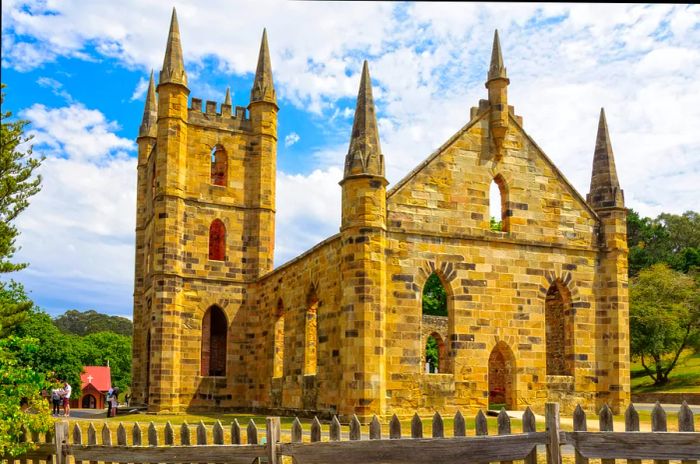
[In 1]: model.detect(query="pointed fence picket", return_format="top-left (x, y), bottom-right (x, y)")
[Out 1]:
top-left (4, 402), bottom-right (699, 464)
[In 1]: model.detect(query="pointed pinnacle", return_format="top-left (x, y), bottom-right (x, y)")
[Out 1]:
top-left (487, 29), bottom-right (508, 83)
top-left (224, 87), bottom-right (232, 106)
top-left (160, 7), bottom-right (188, 87)
top-left (588, 108), bottom-right (624, 208)
top-left (139, 70), bottom-right (157, 138)
top-left (344, 60), bottom-right (384, 178)
top-left (250, 28), bottom-right (276, 104)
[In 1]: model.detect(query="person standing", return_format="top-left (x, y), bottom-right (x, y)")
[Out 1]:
top-left (62, 381), bottom-right (72, 417)
top-left (50, 387), bottom-right (62, 416)
top-left (106, 388), bottom-right (113, 417)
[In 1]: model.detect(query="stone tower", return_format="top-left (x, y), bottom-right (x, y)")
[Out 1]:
top-left (587, 108), bottom-right (630, 411)
top-left (131, 9), bottom-right (277, 412)
top-left (338, 61), bottom-right (388, 421)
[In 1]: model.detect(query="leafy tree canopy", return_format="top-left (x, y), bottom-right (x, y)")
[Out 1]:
top-left (628, 209), bottom-right (700, 276)
top-left (630, 263), bottom-right (700, 385)
top-left (54, 309), bottom-right (132, 337)
top-left (0, 83), bottom-right (43, 274)
top-left (422, 273), bottom-right (447, 316)
top-left (78, 331), bottom-right (132, 392)
top-left (0, 336), bottom-right (53, 457)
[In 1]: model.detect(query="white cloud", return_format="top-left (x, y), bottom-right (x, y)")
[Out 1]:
top-left (130, 77), bottom-right (149, 101)
top-left (284, 132), bottom-right (300, 147)
top-left (14, 104), bottom-right (136, 315)
top-left (36, 76), bottom-right (74, 102)
top-left (275, 167), bottom-right (342, 266)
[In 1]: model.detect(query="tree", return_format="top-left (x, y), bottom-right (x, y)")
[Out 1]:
top-left (490, 216), bottom-right (502, 232)
top-left (0, 83), bottom-right (43, 338)
top-left (54, 309), bottom-right (133, 337)
top-left (13, 309), bottom-right (84, 389)
top-left (79, 332), bottom-right (132, 392)
top-left (422, 273), bottom-right (447, 316)
top-left (0, 83), bottom-right (43, 273)
top-left (0, 336), bottom-right (53, 457)
top-left (627, 209), bottom-right (700, 276)
top-left (630, 264), bottom-right (700, 385)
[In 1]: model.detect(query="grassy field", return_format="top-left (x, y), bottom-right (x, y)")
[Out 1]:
top-left (631, 349), bottom-right (700, 393)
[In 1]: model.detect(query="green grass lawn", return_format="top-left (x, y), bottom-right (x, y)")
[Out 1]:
top-left (631, 349), bottom-right (700, 393)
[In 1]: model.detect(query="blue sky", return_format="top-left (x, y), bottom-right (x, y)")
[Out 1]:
top-left (1, 2), bottom-right (699, 318)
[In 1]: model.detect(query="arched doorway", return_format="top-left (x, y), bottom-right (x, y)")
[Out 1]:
top-left (82, 394), bottom-right (96, 409)
top-left (488, 342), bottom-right (516, 410)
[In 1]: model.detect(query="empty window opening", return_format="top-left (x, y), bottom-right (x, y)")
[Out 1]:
top-left (489, 175), bottom-right (509, 232)
top-left (201, 305), bottom-right (228, 376)
top-left (273, 299), bottom-right (284, 379)
top-left (425, 333), bottom-right (446, 374)
top-left (151, 160), bottom-right (157, 201)
top-left (305, 288), bottom-right (319, 376)
top-left (488, 342), bottom-right (516, 410)
top-left (211, 146), bottom-right (227, 186)
top-left (209, 219), bottom-right (226, 261)
top-left (545, 281), bottom-right (574, 376)
top-left (422, 273), bottom-right (447, 316)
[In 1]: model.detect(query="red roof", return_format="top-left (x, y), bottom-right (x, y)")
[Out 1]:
top-left (80, 366), bottom-right (112, 392)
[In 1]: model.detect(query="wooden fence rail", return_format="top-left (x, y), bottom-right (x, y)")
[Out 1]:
top-left (4, 402), bottom-right (699, 464)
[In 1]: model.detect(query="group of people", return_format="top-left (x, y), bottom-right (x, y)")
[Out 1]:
top-left (50, 381), bottom-right (72, 417)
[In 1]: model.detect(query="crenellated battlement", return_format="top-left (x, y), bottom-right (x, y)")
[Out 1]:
top-left (188, 97), bottom-right (251, 131)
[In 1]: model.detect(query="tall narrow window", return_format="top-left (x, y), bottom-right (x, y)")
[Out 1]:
top-left (151, 160), bottom-right (157, 201)
top-left (545, 281), bottom-right (574, 376)
top-left (211, 146), bottom-right (227, 186)
top-left (145, 240), bottom-right (152, 273)
top-left (422, 272), bottom-right (451, 374)
top-left (201, 305), bottom-right (228, 376)
top-left (425, 333), bottom-right (446, 373)
top-left (304, 288), bottom-right (319, 376)
top-left (489, 175), bottom-right (509, 232)
top-left (209, 219), bottom-right (226, 261)
top-left (273, 299), bottom-right (284, 378)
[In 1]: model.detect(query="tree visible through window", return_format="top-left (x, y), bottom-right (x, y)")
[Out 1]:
top-left (489, 176), bottom-right (509, 232)
top-left (422, 273), bottom-right (447, 316)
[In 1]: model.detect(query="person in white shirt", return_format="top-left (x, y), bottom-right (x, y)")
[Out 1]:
top-left (62, 382), bottom-right (72, 417)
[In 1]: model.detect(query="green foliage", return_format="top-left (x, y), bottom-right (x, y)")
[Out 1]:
top-left (489, 216), bottom-right (502, 232)
top-left (79, 332), bottom-right (132, 392)
top-left (0, 280), bottom-right (32, 339)
top-left (54, 309), bottom-right (133, 337)
top-left (630, 264), bottom-right (700, 385)
top-left (425, 336), bottom-right (438, 372)
top-left (14, 309), bottom-right (84, 389)
top-left (0, 336), bottom-right (53, 457)
top-left (422, 273), bottom-right (447, 316)
top-left (628, 209), bottom-right (700, 276)
top-left (0, 83), bottom-right (44, 274)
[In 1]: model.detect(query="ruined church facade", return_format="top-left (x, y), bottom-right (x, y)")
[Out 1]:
top-left (131, 10), bottom-right (630, 420)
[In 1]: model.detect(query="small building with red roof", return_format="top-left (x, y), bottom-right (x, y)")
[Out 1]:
top-left (70, 366), bottom-right (112, 409)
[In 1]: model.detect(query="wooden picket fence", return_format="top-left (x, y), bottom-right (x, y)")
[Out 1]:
top-left (4, 402), bottom-right (699, 464)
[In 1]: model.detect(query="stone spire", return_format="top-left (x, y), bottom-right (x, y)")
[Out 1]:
top-left (159, 7), bottom-right (188, 87)
top-left (139, 70), bottom-right (157, 138)
top-left (224, 87), bottom-right (232, 106)
top-left (250, 29), bottom-right (276, 105)
top-left (587, 108), bottom-right (624, 209)
top-left (344, 61), bottom-right (385, 178)
top-left (487, 29), bottom-right (508, 83)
